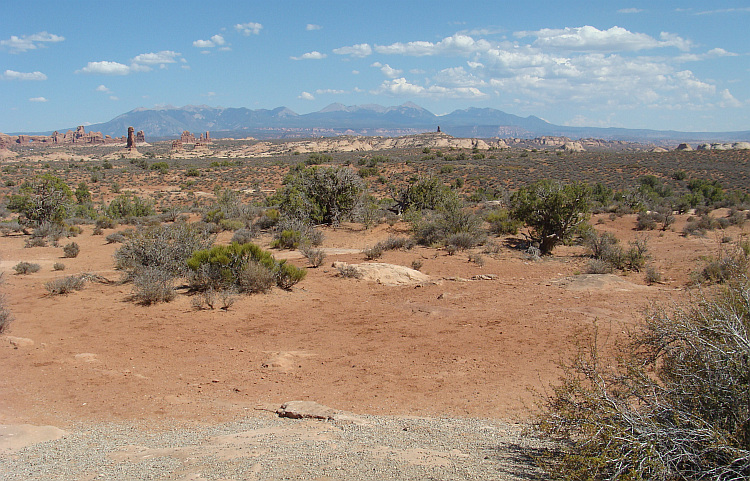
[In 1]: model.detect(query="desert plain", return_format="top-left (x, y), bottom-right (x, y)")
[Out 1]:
top-left (0, 135), bottom-right (748, 479)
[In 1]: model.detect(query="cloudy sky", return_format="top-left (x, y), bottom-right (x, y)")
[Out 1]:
top-left (1, 0), bottom-right (748, 133)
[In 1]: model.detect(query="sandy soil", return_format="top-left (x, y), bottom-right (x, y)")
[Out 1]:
top-left (2, 213), bottom-right (739, 430)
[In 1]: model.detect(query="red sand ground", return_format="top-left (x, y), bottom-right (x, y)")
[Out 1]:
top-left (0, 214), bottom-right (743, 427)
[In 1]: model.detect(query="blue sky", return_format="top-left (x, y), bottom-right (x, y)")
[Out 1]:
top-left (1, 1), bottom-right (748, 133)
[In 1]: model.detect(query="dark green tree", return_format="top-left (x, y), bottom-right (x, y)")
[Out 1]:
top-left (511, 180), bottom-right (590, 255)
top-left (7, 174), bottom-right (73, 224)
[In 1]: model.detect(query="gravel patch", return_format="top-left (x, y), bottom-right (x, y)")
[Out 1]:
top-left (0, 413), bottom-right (548, 480)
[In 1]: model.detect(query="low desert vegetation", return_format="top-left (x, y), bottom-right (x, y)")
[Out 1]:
top-left (583, 231), bottom-right (650, 273)
top-left (535, 275), bottom-right (750, 480)
top-left (13, 261), bottom-right (41, 275)
top-left (0, 274), bottom-right (11, 333)
top-left (271, 165), bottom-right (364, 225)
top-left (187, 242), bottom-right (306, 292)
top-left (45, 275), bottom-right (86, 295)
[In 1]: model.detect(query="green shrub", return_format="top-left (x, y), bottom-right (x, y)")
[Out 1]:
top-left (411, 197), bottom-right (484, 248)
top-left (485, 208), bottom-right (522, 236)
top-left (150, 162), bottom-right (169, 174)
top-left (271, 229), bottom-right (304, 249)
top-left (271, 218), bottom-right (323, 249)
top-left (272, 166), bottom-right (364, 225)
top-left (275, 260), bottom-right (307, 289)
top-left (187, 242), bottom-right (306, 292)
top-left (105, 194), bottom-right (155, 219)
top-left (397, 176), bottom-right (453, 212)
top-left (53, 262), bottom-right (65, 271)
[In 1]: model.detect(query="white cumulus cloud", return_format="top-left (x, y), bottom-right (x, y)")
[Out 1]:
top-left (516, 26), bottom-right (691, 52)
top-left (96, 84), bottom-right (110, 92)
top-left (371, 62), bottom-right (402, 78)
top-left (76, 61), bottom-right (132, 75)
top-left (375, 34), bottom-right (492, 56)
top-left (306, 24), bottom-right (322, 31)
top-left (29, 96), bottom-right (48, 102)
top-left (333, 43), bottom-right (372, 57)
top-left (298, 91), bottom-right (315, 100)
top-left (131, 50), bottom-right (182, 64)
top-left (1, 31), bottom-right (64, 53)
top-left (375, 77), bottom-right (486, 98)
top-left (291, 51), bottom-right (327, 60)
top-left (2, 69), bottom-right (47, 80)
top-left (235, 22), bottom-right (263, 35)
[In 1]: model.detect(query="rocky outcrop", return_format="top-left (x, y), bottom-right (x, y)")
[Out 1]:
top-left (676, 143), bottom-right (693, 151)
top-left (696, 142), bottom-right (750, 151)
top-left (333, 261), bottom-right (433, 286)
top-left (220, 133), bottom-right (506, 158)
top-left (136, 130), bottom-right (145, 143)
top-left (9, 126), bottom-right (124, 145)
top-left (180, 131), bottom-right (196, 144)
top-left (560, 141), bottom-right (585, 152)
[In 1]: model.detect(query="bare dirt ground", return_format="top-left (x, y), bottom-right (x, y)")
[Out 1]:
top-left (0, 212), bottom-right (744, 479)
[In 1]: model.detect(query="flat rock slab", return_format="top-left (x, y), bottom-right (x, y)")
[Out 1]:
top-left (2, 336), bottom-right (34, 348)
top-left (276, 401), bottom-right (368, 425)
top-left (277, 401), bottom-right (336, 420)
top-left (0, 424), bottom-right (67, 453)
top-left (333, 262), bottom-right (433, 286)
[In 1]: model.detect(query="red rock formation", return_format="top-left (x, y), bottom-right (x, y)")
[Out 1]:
top-left (180, 131), bottom-right (196, 144)
top-left (126, 127), bottom-right (136, 149)
top-left (136, 130), bottom-right (145, 143)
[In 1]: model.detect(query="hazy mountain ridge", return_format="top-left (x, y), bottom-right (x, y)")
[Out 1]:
top-left (14, 103), bottom-right (750, 143)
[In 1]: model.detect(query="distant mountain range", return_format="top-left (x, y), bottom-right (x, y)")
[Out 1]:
top-left (21, 103), bottom-right (750, 143)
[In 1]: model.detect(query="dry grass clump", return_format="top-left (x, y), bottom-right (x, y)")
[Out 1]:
top-left (45, 275), bottom-right (86, 295)
top-left (13, 261), bottom-right (41, 275)
top-left (0, 274), bottom-right (11, 333)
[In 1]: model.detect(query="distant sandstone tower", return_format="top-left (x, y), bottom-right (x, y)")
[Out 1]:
top-left (126, 126), bottom-right (136, 150)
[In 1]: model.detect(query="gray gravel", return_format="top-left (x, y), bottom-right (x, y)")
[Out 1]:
top-left (0, 413), bottom-right (548, 480)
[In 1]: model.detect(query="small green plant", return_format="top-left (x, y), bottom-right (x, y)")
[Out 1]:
top-left (410, 259), bottom-right (423, 271)
top-left (53, 262), bottom-right (65, 271)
